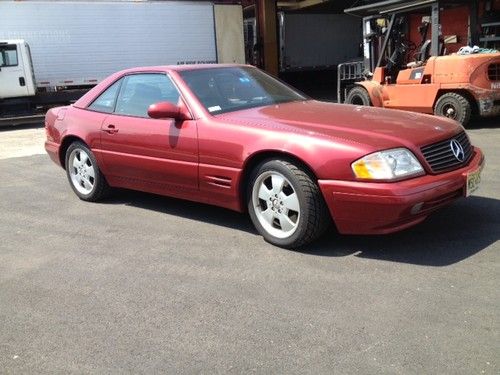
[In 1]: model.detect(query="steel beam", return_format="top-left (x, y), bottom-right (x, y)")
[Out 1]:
top-left (430, 2), bottom-right (440, 56)
top-left (257, 0), bottom-right (279, 75)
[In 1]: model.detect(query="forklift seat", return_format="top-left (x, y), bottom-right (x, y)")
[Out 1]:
top-left (418, 39), bottom-right (446, 62)
top-left (418, 40), bottom-right (432, 62)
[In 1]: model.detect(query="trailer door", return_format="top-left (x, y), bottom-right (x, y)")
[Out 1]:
top-left (0, 43), bottom-right (30, 99)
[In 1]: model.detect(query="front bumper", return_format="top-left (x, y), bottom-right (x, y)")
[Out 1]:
top-left (318, 147), bottom-right (484, 235)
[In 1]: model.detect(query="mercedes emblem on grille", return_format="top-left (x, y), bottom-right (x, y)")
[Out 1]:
top-left (450, 139), bottom-right (465, 162)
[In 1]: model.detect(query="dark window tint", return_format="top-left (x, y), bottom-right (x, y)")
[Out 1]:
top-left (115, 74), bottom-right (180, 118)
top-left (0, 44), bottom-right (18, 67)
top-left (179, 67), bottom-right (306, 115)
top-left (88, 79), bottom-right (122, 113)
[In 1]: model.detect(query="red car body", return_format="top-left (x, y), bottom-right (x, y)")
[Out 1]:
top-left (45, 65), bottom-right (484, 236)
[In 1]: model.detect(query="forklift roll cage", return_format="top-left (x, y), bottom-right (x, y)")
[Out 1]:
top-left (355, 1), bottom-right (446, 72)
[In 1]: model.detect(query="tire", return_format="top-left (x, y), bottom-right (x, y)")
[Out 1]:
top-left (434, 92), bottom-right (472, 126)
top-left (345, 86), bottom-right (371, 106)
top-left (65, 141), bottom-right (110, 202)
top-left (247, 159), bottom-right (330, 248)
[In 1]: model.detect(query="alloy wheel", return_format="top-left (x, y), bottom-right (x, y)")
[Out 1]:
top-left (251, 171), bottom-right (301, 239)
top-left (68, 148), bottom-right (95, 195)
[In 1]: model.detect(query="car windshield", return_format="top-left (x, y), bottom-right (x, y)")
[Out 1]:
top-left (178, 66), bottom-right (307, 115)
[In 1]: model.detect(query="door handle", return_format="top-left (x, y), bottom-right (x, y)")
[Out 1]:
top-left (19, 77), bottom-right (25, 86)
top-left (102, 124), bottom-right (119, 134)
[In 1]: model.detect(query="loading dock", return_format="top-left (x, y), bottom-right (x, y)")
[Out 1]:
top-left (242, 0), bottom-right (499, 105)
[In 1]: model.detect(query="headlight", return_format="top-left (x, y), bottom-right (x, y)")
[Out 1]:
top-left (352, 148), bottom-right (424, 180)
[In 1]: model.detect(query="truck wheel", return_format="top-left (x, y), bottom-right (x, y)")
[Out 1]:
top-left (65, 142), bottom-right (110, 202)
top-left (247, 159), bottom-right (329, 249)
top-left (434, 92), bottom-right (472, 126)
top-left (345, 86), bottom-right (371, 106)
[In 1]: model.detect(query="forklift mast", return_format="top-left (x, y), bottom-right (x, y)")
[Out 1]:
top-left (361, 1), bottom-right (441, 73)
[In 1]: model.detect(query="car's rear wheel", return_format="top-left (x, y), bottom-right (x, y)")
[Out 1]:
top-left (345, 86), bottom-right (371, 106)
top-left (65, 142), bottom-right (110, 201)
top-left (434, 92), bottom-right (472, 126)
top-left (247, 159), bottom-right (329, 248)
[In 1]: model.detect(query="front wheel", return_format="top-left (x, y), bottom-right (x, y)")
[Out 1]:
top-left (247, 159), bottom-right (329, 248)
top-left (65, 142), bottom-right (110, 201)
top-left (434, 92), bottom-right (472, 126)
top-left (345, 86), bottom-right (371, 106)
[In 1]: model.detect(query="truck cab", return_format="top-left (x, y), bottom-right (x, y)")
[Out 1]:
top-left (0, 40), bottom-right (36, 100)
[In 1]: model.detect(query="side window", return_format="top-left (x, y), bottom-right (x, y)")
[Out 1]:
top-left (87, 79), bottom-right (122, 113)
top-left (0, 45), bottom-right (18, 67)
top-left (115, 74), bottom-right (180, 118)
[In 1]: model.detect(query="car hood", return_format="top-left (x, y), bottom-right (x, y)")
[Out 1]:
top-left (217, 100), bottom-right (462, 150)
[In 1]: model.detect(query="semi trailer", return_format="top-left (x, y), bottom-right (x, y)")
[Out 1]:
top-left (278, 12), bottom-right (362, 72)
top-left (0, 0), bottom-right (244, 125)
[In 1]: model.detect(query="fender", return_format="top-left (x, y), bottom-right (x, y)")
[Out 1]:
top-left (354, 81), bottom-right (384, 108)
top-left (56, 107), bottom-right (106, 169)
top-left (196, 115), bottom-right (377, 212)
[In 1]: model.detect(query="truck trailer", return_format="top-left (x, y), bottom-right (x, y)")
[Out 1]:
top-left (0, 0), bottom-right (245, 125)
top-left (278, 12), bottom-right (362, 72)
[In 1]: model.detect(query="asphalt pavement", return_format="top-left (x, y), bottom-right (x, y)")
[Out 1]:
top-left (0, 120), bottom-right (499, 373)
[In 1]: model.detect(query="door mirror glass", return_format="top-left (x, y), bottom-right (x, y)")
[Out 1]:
top-left (148, 101), bottom-right (184, 120)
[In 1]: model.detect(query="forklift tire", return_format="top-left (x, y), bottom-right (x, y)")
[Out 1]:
top-left (345, 86), bottom-right (371, 106)
top-left (434, 92), bottom-right (472, 126)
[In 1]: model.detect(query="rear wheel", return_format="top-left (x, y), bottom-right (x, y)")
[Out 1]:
top-left (65, 142), bottom-right (110, 201)
top-left (247, 159), bottom-right (329, 248)
top-left (345, 86), bottom-right (371, 106)
top-left (434, 92), bottom-right (472, 126)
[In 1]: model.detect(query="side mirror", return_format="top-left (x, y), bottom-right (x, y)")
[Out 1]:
top-left (147, 101), bottom-right (188, 120)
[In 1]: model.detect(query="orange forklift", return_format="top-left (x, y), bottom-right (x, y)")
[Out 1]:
top-left (338, 0), bottom-right (500, 126)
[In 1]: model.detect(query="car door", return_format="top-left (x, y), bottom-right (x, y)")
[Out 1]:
top-left (0, 43), bottom-right (30, 99)
top-left (98, 73), bottom-right (198, 192)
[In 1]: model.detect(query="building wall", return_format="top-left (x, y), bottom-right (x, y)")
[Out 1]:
top-left (408, 6), bottom-right (468, 55)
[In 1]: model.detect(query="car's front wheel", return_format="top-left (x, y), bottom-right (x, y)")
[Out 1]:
top-left (247, 159), bottom-right (329, 248)
top-left (65, 142), bottom-right (110, 201)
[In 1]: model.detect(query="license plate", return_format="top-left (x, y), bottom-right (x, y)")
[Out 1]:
top-left (466, 167), bottom-right (482, 197)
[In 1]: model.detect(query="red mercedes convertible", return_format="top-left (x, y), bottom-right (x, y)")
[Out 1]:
top-left (45, 64), bottom-right (484, 248)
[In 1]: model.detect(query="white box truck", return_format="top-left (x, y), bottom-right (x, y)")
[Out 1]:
top-left (0, 0), bottom-right (244, 125)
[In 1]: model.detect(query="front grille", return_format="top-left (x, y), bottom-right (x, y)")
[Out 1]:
top-left (421, 131), bottom-right (473, 173)
top-left (488, 63), bottom-right (500, 81)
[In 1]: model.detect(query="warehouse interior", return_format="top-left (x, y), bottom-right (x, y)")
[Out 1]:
top-left (235, 0), bottom-right (500, 101)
